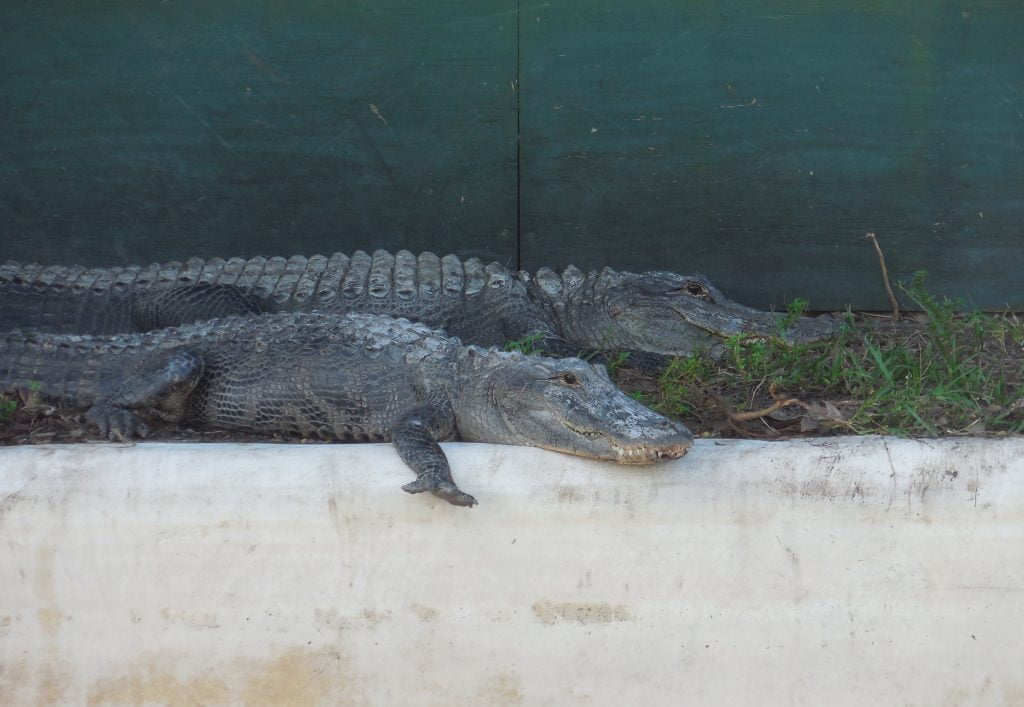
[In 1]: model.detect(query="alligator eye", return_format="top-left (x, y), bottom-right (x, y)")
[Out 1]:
top-left (684, 283), bottom-right (708, 298)
top-left (555, 372), bottom-right (582, 386)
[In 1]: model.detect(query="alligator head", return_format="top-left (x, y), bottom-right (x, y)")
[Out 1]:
top-left (454, 348), bottom-right (693, 463)
top-left (529, 266), bottom-right (841, 358)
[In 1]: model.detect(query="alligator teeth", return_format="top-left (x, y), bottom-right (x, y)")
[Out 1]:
top-left (613, 443), bottom-right (690, 463)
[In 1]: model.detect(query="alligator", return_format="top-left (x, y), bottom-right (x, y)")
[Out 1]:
top-left (0, 251), bottom-right (839, 362)
top-left (0, 311), bottom-right (693, 507)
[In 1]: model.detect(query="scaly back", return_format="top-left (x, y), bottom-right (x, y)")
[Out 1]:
top-left (0, 311), bottom-right (460, 413)
top-left (0, 250), bottom-right (544, 345)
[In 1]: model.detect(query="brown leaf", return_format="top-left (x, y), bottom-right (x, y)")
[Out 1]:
top-left (798, 400), bottom-right (851, 431)
top-left (799, 416), bottom-right (820, 433)
top-left (963, 419), bottom-right (987, 436)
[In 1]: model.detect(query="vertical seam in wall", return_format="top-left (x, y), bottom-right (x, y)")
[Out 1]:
top-left (514, 0), bottom-right (522, 271)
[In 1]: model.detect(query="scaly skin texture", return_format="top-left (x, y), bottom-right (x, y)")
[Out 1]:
top-left (0, 250), bottom-right (839, 359)
top-left (0, 312), bottom-right (693, 507)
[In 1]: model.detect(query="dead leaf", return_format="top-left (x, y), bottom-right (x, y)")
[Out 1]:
top-left (798, 400), bottom-right (851, 431)
top-left (963, 419), bottom-right (986, 436)
top-left (799, 416), bottom-right (819, 433)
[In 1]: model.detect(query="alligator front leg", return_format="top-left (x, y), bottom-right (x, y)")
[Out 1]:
top-left (392, 405), bottom-right (477, 508)
top-left (85, 350), bottom-right (203, 441)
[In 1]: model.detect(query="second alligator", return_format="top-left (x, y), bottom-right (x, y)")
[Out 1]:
top-left (0, 250), bottom-right (839, 360)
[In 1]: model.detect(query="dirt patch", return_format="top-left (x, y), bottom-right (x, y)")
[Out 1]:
top-left (0, 397), bottom-right (313, 446)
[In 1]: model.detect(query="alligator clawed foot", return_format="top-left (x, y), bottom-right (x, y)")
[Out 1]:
top-left (402, 475), bottom-right (477, 508)
top-left (85, 405), bottom-right (151, 442)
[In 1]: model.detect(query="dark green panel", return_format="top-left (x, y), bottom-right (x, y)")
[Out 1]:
top-left (0, 0), bottom-right (518, 265)
top-left (520, 1), bottom-right (1024, 309)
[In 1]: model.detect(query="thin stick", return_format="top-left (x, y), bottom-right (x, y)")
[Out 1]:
top-left (730, 397), bottom-right (801, 422)
top-left (701, 383), bottom-right (790, 437)
top-left (865, 232), bottom-right (900, 320)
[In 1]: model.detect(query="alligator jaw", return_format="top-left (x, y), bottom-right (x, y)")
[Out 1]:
top-left (610, 440), bottom-right (692, 464)
top-left (565, 269), bottom-right (844, 358)
top-left (776, 312), bottom-right (843, 345)
top-left (673, 302), bottom-right (842, 349)
top-left (456, 351), bottom-right (695, 464)
top-left (561, 419), bottom-right (694, 465)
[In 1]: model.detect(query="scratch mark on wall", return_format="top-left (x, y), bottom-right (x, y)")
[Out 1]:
top-left (369, 104), bottom-right (389, 127)
top-left (166, 87), bottom-right (238, 156)
top-left (242, 48), bottom-right (291, 84)
top-left (567, 102), bottom-right (682, 179)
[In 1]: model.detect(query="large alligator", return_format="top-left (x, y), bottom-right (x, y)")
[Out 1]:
top-left (0, 311), bottom-right (693, 507)
top-left (0, 250), bottom-right (838, 360)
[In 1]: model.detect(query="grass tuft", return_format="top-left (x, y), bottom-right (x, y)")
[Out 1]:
top-left (0, 394), bottom-right (16, 423)
top-left (504, 332), bottom-right (546, 355)
top-left (633, 272), bottom-right (1024, 437)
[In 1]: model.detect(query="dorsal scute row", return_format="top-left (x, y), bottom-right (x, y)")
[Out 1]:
top-left (213, 257), bottom-right (247, 286)
top-left (418, 252), bottom-right (442, 298)
top-left (197, 258), bottom-right (226, 285)
top-left (314, 253), bottom-right (348, 302)
top-left (440, 254), bottom-right (463, 297)
top-left (530, 264), bottom-right (597, 300)
top-left (341, 251), bottom-right (372, 297)
top-left (177, 257), bottom-right (205, 286)
top-left (463, 258), bottom-right (485, 296)
top-left (393, 250), bottom-right (417, 301)
top-left (1, 250), bottom-right (524, 305)
top-left (252, 256), bottom-right (288, 299)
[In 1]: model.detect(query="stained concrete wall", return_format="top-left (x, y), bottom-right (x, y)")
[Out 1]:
top-left (1, 437), bottom-right (1022, 705)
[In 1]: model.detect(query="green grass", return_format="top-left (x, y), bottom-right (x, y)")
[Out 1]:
top-left (0, 394), bottom-right (16, 423)
top-left (504, 332), bottom-right (546, 355)
top-left (641, 272), bottom-right (1024, 437)
top-left (0, 381), bottom-right (42, 424)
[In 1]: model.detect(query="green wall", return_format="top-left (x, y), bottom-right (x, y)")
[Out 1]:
top-left (2, 1), bottom-right (1022, 309)
top-left (0, 1), bottom-right (519, 264)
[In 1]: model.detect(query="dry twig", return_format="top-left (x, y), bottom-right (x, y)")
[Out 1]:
top-left (865, 232), bottom-right (900, 320)
top-left (729, 397), bottom-right (801, 422)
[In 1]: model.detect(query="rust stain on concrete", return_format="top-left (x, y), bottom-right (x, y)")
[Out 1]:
top-left (410, 603), bottom-right (438, 622)
top-left (84, 647), bottom-right (353, 706)
top-left (37, 658), bottom-right (71, 706)
top-left (314, 607), bottom-right (389, 630)
top-left (477, 671), bottom-right (524, 705)
top-left (532, 600), bottom-right (634, 625)
top-left (240, 648), bottom-right (346, 706)
top-left (0, 660), bottom-right (28, 705)
top-left (34, 546), bottom-right (65, 639)
top-left (0, 614), bottom-right (14, 638)
top-left (159, 607), bottom-right (220, 630)
top-left (87, 669), bottom-right (228, 706)
top-left (32, 545), bottom-right (70, 705)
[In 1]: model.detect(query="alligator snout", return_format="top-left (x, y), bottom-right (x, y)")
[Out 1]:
top-left (657, 434), bottom-right (694, 460)
top-left (656, 444), bottom-right (691, 461)
top-left (611, 419), bottom-right (693, 464)
top-left (779, 313), bottom-right (843, 345)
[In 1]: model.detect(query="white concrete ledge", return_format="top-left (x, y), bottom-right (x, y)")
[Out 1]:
top-left (2, 437), bottom-right (1023, 705)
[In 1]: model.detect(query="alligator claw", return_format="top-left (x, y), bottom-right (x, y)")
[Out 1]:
top-left (402, 475), bottom-right (477, 507)
top-left (85, 405), bottom-right (150, 441)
